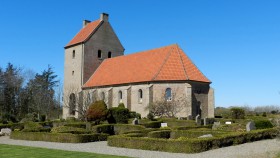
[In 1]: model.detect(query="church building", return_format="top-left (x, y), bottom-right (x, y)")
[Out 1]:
top-left (63, 13), bottom-right (214, 119)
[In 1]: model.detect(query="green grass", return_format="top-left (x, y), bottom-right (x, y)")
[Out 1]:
top-left (0, 144), bottom-right (129, 158)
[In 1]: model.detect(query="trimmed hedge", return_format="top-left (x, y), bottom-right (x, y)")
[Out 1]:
top-left (170, 130), bottom-right (228, 139)
top-left (92, 124), bottom-right (114, 135)
top-left (11, 132), bottom-right (108, 143)
top-left (108, 128), bottom-right (278, 153)
top-left (142, 121), bottom-right (162, 128)
top-left (51, 126), bottom-right (90, 134)
top-left (254, 120), bottom-right (274, 129)
top-left (64, 122), bottom-right (87, 129)
top-left (92, 124), bottom-right (146, 135)
top-left (148, 130), bottom-right (171, 139)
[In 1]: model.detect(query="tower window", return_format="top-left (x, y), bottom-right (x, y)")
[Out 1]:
top-left (118, 90), bottom-right (122, 103)
top-left (72, 71), bottom-right (74, 76)
top-left (72, 50), bottom-right (75, 59)
top-left (108, 51), bottom-right (112, 58)
top-left (165, 88), bottom-right (172, 101)
top-left (138, 89), bottom-right (143, 103)
top-left (98, 50), bottom-right (102, 59)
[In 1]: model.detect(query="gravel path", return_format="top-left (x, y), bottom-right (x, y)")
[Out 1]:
top-left (0, 136), bottom-right (279, 158)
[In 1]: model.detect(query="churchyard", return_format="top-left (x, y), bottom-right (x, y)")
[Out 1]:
top-left (0, 101), bottom-right (279, 154)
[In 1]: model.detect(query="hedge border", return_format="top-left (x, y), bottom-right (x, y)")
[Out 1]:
top-left (10, 132), bottom-right (109, 143)
top-left (108, 128), bottom-right (278, 153)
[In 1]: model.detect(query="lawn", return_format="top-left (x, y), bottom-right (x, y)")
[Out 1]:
top-left (0, 144), bottom-right (129, 158)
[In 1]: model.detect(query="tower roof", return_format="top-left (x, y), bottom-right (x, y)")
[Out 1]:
top-left (83, 44), bottom-right (210, 88)
top-left (65, 20), bottom-right (102, 48)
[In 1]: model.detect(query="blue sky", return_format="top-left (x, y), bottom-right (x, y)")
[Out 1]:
top-left (0, 1), bottom-right (279, 107)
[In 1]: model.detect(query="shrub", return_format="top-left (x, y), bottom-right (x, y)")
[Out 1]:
top-left (255, 120), bottom-right (273, 129)
top-left (51, 126), bottom-right (90, 134)
top-left (64, 122), bottom-right (87, 129)
top-left (262, 112), bottom-right (267, 117)
top-left (147, 112), bottom-right (154, 121)
top-left (142, 121), bottom-right (163, 128)
top-left (118, 103), bottom-right (125, 108)
top-left (21, 122), bottom-right (50, 132)
top-left (92, 124), bottom-right (114, 135)
top-left (86, 100), bottom-right (108, 123)
top-left (11, 132), bottom-right (108, 143)
top-left (129, 111), bottom-right (141, 119)
top-left (108, 107), bottom-right (130, 124)
top-left (148, 130), bottom-right (171, 139)
top-left (40, 115), bottom-right (46, 122)
top-left (114, 124), bottom-right (146, 135)
top-left (231, 107), bottom-right (245, 119)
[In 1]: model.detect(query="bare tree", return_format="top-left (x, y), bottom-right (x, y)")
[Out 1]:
top-left (146, 90), bottom-right (186, 118)
top-left (63, 86), bottom-right (95, 121)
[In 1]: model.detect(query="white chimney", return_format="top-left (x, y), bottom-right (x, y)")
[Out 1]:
top-left (100, 13), bottom-right (109, 22)
top-left (83, 20), bottom-right (91, 28)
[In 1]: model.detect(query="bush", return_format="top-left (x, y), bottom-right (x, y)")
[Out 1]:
top-left (108, 128), bottom-right (278, 153)
top-left (118, 103), bottom-right (125, 108)
top-left (21, 122), bottom-right (50, 132)
top-left (86, 100), bottom-right (108, 123)
top-left (148, 130), bottom-right (171, 139)
top-left (147, 112), bottom-right (154, 121)
top-left (51, 126), bottom-right (90, 134)
top-left (92, 124), bottom-right (114, 135)
top-left (64, 122), bottom-right (87, 129)
top-left (255, 120), bottom-right (273, 129)
top-left (11, 132), bottom-right (108, 143)
top-left (142, 121), bottom-right (162, 128)
top-left (40, 115), bottom-right (46, 122)
top-left (108, 107), bottom-right (130, 124)
top-left (231, 107), bottom-right (245, 119)
top-left (262, 112), bottom-right (267, 117)
top-left (114, 124), bottom-right (146, 135)
top-left (129, 111), bottom-right (141, 119)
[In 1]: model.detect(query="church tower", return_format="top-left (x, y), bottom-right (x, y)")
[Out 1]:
top-left (63, 13), bottom-right (124, 118)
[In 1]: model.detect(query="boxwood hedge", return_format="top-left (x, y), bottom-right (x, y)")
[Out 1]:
top-left (11, 132), bottom-right (108, 143)
top-left (108, 128), bottom-right (278, 153)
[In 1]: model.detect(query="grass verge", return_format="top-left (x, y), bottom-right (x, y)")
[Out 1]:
top-left (0, 144), bottom-right (129, 158)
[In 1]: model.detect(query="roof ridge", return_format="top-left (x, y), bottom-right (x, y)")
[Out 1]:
top-left (83, 20), bottom-right (103, 43)
top-left (175, 44), bottom-right (189, 80)
top-left (152, 47), bottom-right (174, 80)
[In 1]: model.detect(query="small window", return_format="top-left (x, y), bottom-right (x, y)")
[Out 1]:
top-left (98, 50), bottom-right (102, 59)
top-left (138, 89), bottom-right (143, 103)
top-left (118, 91), bottom-right (122, 102)
top-left (101, 92), bottom-right (105, 100)
top-left (72, 50), bottom-right (75, 59)
top-left (108, 51), bottom-right (112, 58)
top-left (165, 88), bottom-right (172, 101)
top-left (72, 71), bottom-right (74, 76)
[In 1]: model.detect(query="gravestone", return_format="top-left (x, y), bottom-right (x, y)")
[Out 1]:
top-left (161, 123), bottom-right (168, 128)
top-left (198, 134), bottom-right (213, 138)
top-left (204, 118), bottom-right (208, 126)
top-left (132, 118), bottom-right (139, 125)
top-left (195, 115), bottom-right (201, 125)
top-left (212, 122), bottom-right (221, 130)
top-left (246, 121), bottom-right (256, 132)
top-left (0, 128), bottom-right (11, 136)
top-left (187, 115), bottom-right (192, 120)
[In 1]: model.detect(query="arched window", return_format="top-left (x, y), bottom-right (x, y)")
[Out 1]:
top-left (98, 50), bottom-right (102, 59)
top-left (101, 92), bottom-right (105, 100)
top-left (165, 88), bottom-right (172, 101)
top-left (118, 91), bottom-right (122, 103)
top-left (69, 93), bottom-right (76, 115)
top-left (108, 51), bottom-right (112, 58)
top-left (138, 89), bottom-right (143, 103)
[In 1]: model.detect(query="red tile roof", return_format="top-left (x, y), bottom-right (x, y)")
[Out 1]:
top-left (83, 44), bottom-right (210, 88)
top-left (65, 20), bottom-right (102, 48)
